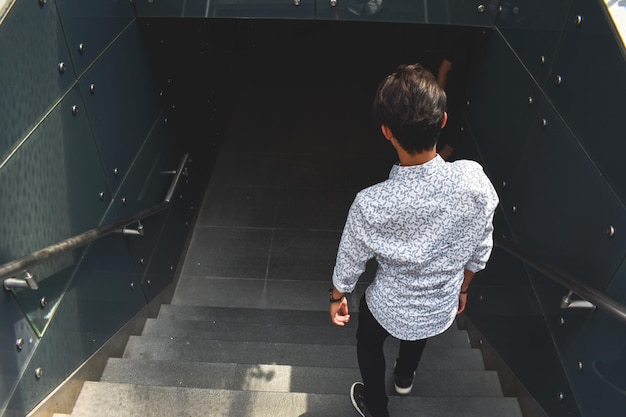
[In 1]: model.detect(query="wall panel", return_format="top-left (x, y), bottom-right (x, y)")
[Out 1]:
top-left (0, 0), bottom-right (74, 160)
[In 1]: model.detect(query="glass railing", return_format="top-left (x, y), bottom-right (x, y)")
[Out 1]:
top-left (0, 0), bottom-right (15, 26)
top-left (1, 153), bottom-right (189, 337)
top-left (604, 0), bottom-right (626, 49)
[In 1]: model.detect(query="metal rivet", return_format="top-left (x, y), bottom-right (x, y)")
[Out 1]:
top-left (576, 361), bottom-right (583, 371)
top-left (540, 55), bottom-right (546, 65)
top-left (40, 297), bottom-right (48, 308)
top-left (78, 43), bottom-right (85, 54)
top-left (512, 206), bottom-right (517, 213)
top-left (16, 338), bottom-right (24, 350)
top-left (147, 280), bottom-right (152, 286)
top-left (330, 0), bottom-right (337, 6)
top-left (140, 258), bottom-right (145, 265)
top-left (557, 392), bottom-right (565, 402)
top-left (170, 265), bottom-right (174, 271)
top-left (607, 225), bottom-right (615, 237)
top-left (121, 197), bottom-right (127, 205)
top-left (477, 4), bottom-right (485, 13)
top-left (35, 368), bottom-right (43, 379)
top-left (528, 96), bottom-right (534, 105)
top-left (513, 6), bottom-right (519, 14)
top-left (130, 282), bottom-right (135, 289)
top-left (39, 0), bottom-right (47, 5)
top-left (58, 62), bottom-right (66, 73)
top-left (293, 0), bottom-right (300, 4)
top-left (541, 118), bottom-right (548, 128)
top-left (575, 15), bottom-right (583, 26)
top-left (99, 192), bottom-right (105, 201)
top-left (71, 105), bottom-right (78, 115)
top-left (502, 181), bottom-right (506, 188)
top-left (555, 75), bottom-right (563, 86)
top-left (89, 84), bottom-right (95, 95)
top-left (465, 99), bottom-right (470, 107)
top-left (497, 5), bottom-right (503, 13)
top-left (147, 0), bottom-right (154, 4)
top-left (164, 118), bottom-right (168, 123)
top-left (113, 168), bottom-right (119, 176)
top-left (479, 295), bottom-right (484, 301)
top-left (558, 316), bottom-right (565, 326)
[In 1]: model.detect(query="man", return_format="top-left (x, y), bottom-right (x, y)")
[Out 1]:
top-left (329, 63), bottom-right (499, 417)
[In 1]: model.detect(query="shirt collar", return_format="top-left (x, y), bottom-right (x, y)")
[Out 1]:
top-left (389, 154), bottom-right (444, 180)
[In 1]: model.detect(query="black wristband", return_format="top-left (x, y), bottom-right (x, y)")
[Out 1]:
top-left (329, 288), bottom-right (345, 303)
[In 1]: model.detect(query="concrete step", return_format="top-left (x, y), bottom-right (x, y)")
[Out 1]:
top-left (122, 336), bottom-right (486, 370)
top-left (140, 317), bottom-right (471, 348)
top-left (67, 381), bottom-right (523, 417)
top-left (101, 358), bottom-right (504, 397)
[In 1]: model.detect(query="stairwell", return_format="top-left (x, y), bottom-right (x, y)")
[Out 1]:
top-left (52, 81), bottom-right (523, 417)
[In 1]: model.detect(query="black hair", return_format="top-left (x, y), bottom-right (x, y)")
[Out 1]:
top-left (372, 63), bottom-right (447, 154)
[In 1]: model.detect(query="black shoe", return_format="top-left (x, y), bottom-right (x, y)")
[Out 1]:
top-left (350, 382), bottom-right (374, 417)
top-left (394, 362), bottom-right (415, 395)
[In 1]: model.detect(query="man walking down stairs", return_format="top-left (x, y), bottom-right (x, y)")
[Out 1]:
top-left (53, 80), bottom-right (522, 417)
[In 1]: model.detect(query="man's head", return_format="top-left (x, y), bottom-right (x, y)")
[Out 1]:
top-left (372, 64), bottom-right (447, 154)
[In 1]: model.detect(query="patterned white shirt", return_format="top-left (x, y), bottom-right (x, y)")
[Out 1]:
top-left (332, 155), bottom-right (499, 340)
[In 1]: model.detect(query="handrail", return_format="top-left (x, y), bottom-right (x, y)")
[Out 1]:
top-left (1, 153), bottom-right (189, 286)
top-left (495, 237), bottom-right (626, 325)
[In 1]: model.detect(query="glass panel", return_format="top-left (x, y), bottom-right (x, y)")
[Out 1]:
top-left (5, 230), bottom-right (146, 416)
top-left (135, 0), bottom-right (315, 19)
top-left (543, 0), bottom-right (626, 204)
top-left (78, 23), bottom-right (165, 195)
top-left (604, 0), bottom-right (626, 49)
top-left (0, 84), bottom-right (111, 336)
top-left (0, 0), bottom-right (74, 160)
top-left (315, 0), bottom-right (496, 25)
top-left (55, 0), bottom-right (135, 76)
top-left (495, 0), bottom-right (573, 86)
top-left (0, 0), bottom-right (15, 25)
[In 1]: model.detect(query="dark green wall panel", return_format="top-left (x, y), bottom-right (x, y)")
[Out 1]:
top-left (0, 84), bottom-right (110, 266)
top-left (55, 0), bottom-right (136, 77)
top-left (504, 96), bottom-right (625, 291)
top-left (78, 23), bottom-right (165, 194)
top-left (542, 0), bottom-right (626, 205)
top-left (135, 0), bottom-right (315, 18)
top-left (0, 0), bottom-right (74, 160)
top-left (3, 231), bottom-right (145, 417)
top-left (496, 0), bottom-right (574, 86)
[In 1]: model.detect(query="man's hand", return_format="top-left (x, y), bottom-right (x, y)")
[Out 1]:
top-left (330, 297), bottom-right (350, 326)
top-left (457, 292), bottom-right (468, 314)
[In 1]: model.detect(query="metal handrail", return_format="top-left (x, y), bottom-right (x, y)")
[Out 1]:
top-left (495, 237), bottom-right (626, 325)
top-left (1, 153), bottom-right (189, 286)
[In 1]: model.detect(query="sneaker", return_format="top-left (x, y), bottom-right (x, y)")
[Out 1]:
top-left (350, 382), bottom-right (374, 417)
top-left (394, 362), bottom-right (415, 395)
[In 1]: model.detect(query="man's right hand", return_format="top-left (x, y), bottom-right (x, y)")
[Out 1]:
top-left (330, 297), bottom-right (350, 326)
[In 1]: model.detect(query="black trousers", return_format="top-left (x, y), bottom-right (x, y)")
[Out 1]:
top-left (356, 295), bottom-right (428, 417)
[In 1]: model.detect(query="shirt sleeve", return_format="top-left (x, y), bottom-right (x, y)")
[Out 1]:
top-left (332, 198), bottom-right (374, 293)
top-left (465, 183), bottom-right (498, 273)
top-left (465, 212), bottom-right (494, 273)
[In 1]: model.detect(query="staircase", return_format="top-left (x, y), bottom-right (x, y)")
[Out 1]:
top-left (52, 81), bottom-right (522, 417)
top-left (51, 296), bottom-right (522, 417)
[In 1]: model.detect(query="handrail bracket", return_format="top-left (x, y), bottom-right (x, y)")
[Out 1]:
top-left (560, 291), bottom-right (596, 310)
top-left (4, 271), bottom-right (39, 291)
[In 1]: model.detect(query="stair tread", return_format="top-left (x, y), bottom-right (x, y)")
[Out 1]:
top-left (123, 335), bottom-right (486, 370)
top-left (69, 381), bottom-right (522, 417)
top-left (141, 317), bottom-right (470, 347)
top-left (102, 358), bottom-right (504, 397)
